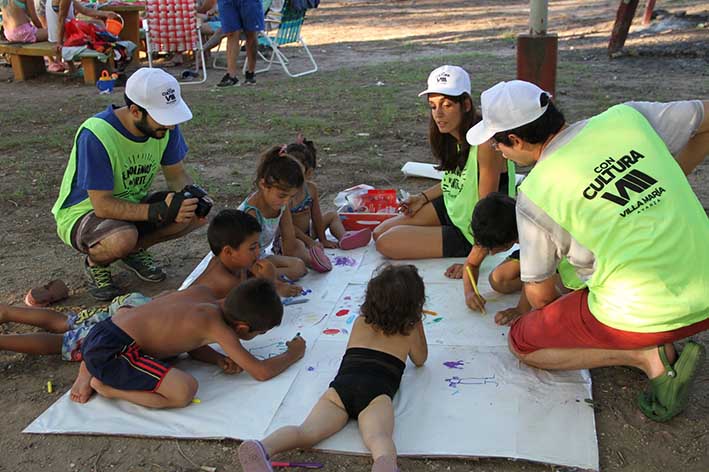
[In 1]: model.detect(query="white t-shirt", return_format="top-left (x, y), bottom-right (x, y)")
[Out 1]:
top-left (517, 100), bottom-right (705, 283)
top-left (46, 0), bottom-right (74, 43)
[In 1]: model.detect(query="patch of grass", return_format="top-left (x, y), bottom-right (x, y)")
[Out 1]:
top-left (0, 50), bottom-right (537, 205)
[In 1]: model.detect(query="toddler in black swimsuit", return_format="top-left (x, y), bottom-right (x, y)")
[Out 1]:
top-left (238, 264), bottom-right (429, 472)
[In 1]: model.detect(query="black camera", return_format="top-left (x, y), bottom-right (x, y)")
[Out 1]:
top-left (181, 184), bottom-right (213, 218)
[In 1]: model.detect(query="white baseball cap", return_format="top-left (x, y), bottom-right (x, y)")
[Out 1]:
top-left (125, 68), bottom-right (193, 126)
top-left (418, 65), bottom-right (471, 97)
top-left (466, 80), bottom-right (551, 145)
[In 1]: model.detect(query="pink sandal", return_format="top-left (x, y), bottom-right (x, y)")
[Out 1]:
top-left (309, 245), bottom-right (332, 272)
top-left (339, 228), bottom-right (372, 250)
top-left (238, 440), bottom-right (273, 472)
top-left (47, 62), bottom-right (66, 73)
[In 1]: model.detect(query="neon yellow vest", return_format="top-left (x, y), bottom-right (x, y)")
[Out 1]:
top-left (442, 146), bottom-right (516, 244)
top-left (520, 104), bottom-right (709, 332)
top-left (52, 117), bottom-right (170, 246)
top-left (557, 257), bottom-right (586, 291)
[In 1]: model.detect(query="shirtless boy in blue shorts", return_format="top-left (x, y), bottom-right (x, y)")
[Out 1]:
top-left (71, 278), bottom-right (305, 407)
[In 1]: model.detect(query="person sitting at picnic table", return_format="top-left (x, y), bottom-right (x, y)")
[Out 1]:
top-left (46, 0), bottom-right (119, 56)
top-left (466, 79), bottom-right (709, 422)
top-left (373, 65), bottom-right (515, 279)
top-left (52, 68), bottom-right (208, 301)
top-left (1, 0), bottom-right (47, 43)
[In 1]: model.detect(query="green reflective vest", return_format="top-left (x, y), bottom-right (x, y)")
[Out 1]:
top-left (520, 104), bottom-right (709, 332)
top-left (442, 146), bottom-right (516, 245)
top-left (52, 117), bottom-right (170, 246)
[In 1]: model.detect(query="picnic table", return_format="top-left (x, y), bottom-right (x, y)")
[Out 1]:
top-left (99, 2), bottom-right (145, 61)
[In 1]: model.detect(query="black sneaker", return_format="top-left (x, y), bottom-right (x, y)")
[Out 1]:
top-left (120, 249), bottom-right (166, 282)
top-left (217, 73), bottom-right (239, 87)
top-left (244, 71), bottom-right (256, 85)
top-left (83, 257), bottom-right (123, 301)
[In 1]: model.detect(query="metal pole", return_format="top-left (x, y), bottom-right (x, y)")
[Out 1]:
top-left (529, 0), bottom-right (548, 35)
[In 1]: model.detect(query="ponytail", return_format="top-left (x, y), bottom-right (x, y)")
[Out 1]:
top-left (255, 145), bottom-right (305, 190)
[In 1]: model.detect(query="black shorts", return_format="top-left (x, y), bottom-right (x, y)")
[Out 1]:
top-left (431, 172), bottom-right (511, 257)
top-left (82, 318), bottom-right (172, 392)
top-left (329, 347), bottom-right (405, 419)
top-left (432, 196), bottom-right (473, 257)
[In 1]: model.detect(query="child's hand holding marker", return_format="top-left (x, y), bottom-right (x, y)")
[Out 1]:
top-left (286, 334), bottom-right (306, 360)
top-left (465, 265), bottom-right (487, 314)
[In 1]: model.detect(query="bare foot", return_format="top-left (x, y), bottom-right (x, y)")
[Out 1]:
top-left (276, 280), bottom-right (302, 297)
top-left (494, 306), bottom-right (524, 326)
top-left (89, 377), bottom-right (113, 398)
top-left (645, 343), bottom-right (678, 379)
top-left (444, 263), bottom-right (464, 279)
top-left (70, 362), bottom-right (95, 403)
top-left (0, 303), bottom-right (8, 323)
top-left (664, 343), bottom-right (677, 364)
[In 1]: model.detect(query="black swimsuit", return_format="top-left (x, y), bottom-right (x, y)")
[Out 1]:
top-left (329, 347), bottom-right (406, 419)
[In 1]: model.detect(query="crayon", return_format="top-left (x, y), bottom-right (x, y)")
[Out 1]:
top-left (271, 461), bottom-right (323, 469)
top-left (465, 265), bottom-right (486, 314)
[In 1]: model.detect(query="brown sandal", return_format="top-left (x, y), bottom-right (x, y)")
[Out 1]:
top-left (24, 279), bottom-right (69, 307)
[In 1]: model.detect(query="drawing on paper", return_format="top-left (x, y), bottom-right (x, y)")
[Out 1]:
top-left (445, 374), bottom-right (499, 394)
top-left (333, 256), bottom-right (357, 267)
top-left (249, 341), bottom-right (287, 360)
top-left (443, 360), bottom-right (465, 369)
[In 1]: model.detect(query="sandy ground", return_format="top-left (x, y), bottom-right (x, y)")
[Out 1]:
top-left (1, 1), bottom-right (709, 471)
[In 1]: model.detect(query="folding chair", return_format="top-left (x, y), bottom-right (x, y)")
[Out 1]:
top-left (244, 0), bottom-right (317, 78)
top-left (143, 0), bottom-right (207, 85)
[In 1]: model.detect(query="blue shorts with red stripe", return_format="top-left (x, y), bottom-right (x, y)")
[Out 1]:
top-left (81, 318), bottom-right (171, 392)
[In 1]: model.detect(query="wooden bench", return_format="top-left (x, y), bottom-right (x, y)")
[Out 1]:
top-left (0, 41), bottom-right (106, 84)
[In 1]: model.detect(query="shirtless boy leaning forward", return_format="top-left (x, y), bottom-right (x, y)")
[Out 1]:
top-left (71, 278), bottom-right (305, 408)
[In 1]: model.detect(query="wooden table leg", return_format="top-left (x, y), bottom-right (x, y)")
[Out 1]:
top-left (118, 10), bottom-right (141, 62)
top-left (81, 57), bottom-right (100, 85)
top-left (10, 54), bottom-right (46, 81)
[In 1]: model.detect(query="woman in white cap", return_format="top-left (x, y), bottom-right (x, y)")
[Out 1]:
top-left (374, 65), bottom-right (515, 274)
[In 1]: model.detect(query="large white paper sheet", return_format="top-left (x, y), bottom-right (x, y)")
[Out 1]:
top-left (268, 340), bottom-right (596, 470)
top-left (25, 244), bottom-right (598, 471)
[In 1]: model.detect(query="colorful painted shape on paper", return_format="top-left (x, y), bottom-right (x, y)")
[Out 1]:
top-left (333, 256), bottom-right (357, 267)
top-left (443, 360), bottom-right (465, 369)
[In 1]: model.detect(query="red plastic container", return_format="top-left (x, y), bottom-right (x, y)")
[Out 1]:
top-left (339, 212), bottom-right (396, 231)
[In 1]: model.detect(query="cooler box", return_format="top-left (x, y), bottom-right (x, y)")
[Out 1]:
top-left (339, 212), bottom-right (396, 231)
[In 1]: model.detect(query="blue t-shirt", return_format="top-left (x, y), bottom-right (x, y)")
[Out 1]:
top-left (63, 105), bottom-right (189, 208)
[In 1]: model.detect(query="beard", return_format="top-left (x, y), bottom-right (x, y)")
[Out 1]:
top-left (135, 114), bottom-right (168, 139)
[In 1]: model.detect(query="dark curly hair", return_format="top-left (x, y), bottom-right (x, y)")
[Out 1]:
top-left (360, 264), bottom-right (425, 336)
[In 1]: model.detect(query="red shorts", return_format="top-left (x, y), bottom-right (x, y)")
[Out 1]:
top-left (510, 289), bottom-right (709, 355)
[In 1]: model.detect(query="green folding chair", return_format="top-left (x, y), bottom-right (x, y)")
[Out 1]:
top-left (244, 0), bottom-right (317, 77)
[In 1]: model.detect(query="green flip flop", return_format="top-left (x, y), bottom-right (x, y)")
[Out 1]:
top-left (637, 342), bottom-right (706, 422)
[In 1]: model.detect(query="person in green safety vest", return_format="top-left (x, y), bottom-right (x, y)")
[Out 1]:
top-left (52, 68), bottom-right (208, 301)
top-left (467, 79), bottom-right (709, 422)
top-left (373, 65), bottom-right (515, 279)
